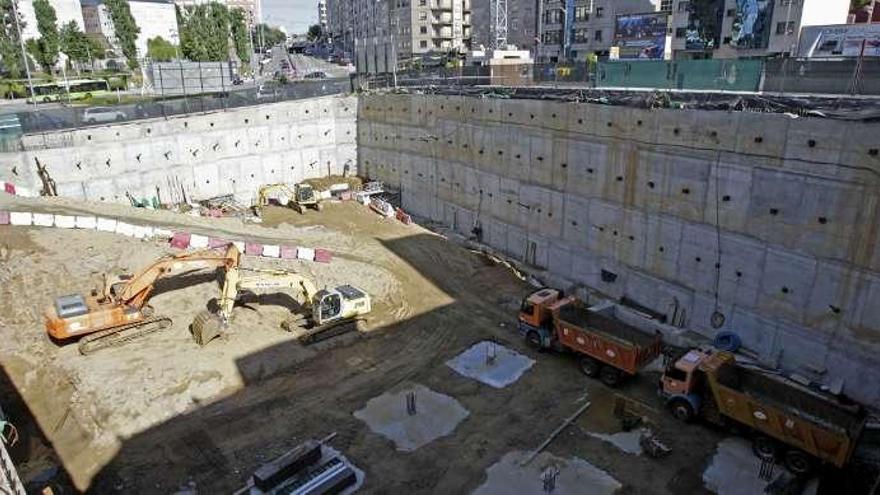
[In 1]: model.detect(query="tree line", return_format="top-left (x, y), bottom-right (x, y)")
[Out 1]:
top-left (1, 0), bottom-right (284, 77)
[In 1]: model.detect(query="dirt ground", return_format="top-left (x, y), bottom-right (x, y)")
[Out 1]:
top-left (0, 195), bottom-right (728, 493)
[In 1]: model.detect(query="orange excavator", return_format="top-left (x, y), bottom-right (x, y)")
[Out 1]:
top-left (45, 244), bottom-right (241, 354)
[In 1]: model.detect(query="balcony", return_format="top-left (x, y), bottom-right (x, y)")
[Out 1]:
top-left (432, 0), bottom-right (452, 10)
top-left (434, 27), bottom-right (453, 38)
top-left (435, 12), bottom-right (453, 23)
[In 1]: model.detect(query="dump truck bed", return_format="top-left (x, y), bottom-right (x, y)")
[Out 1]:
top-left (707, 355), bottom-right (865, 467)
top-left (554, 303), bottom-right (662, 375)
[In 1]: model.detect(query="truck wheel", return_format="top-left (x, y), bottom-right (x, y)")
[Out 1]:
top-left (669, 399), bottom-right (694, 422)
top-left (599, 366), bottom-right (623, 387)
top-left (783, 449), bottom-right (813, 475)
top-left (526, 331), bottom-right (543, 350)
top-left (752, 435), bottom-right (778, 461)
top-left (578, 356), bottom-right (601, 377)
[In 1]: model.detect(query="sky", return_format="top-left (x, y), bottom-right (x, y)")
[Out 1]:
top-left (262, 0), bottom-right (318, 35)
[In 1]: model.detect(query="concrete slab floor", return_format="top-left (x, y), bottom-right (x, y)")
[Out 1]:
top-left (446, 340), bottom-right (536, 388)
top-left (588, 429), bottom-right (646, 456)
top-left (702, 438), bottom-right (819, 495)
top-left (472, 450), bottom-right (622, 495)
top-left (353, 382), bottom-right (469, 452)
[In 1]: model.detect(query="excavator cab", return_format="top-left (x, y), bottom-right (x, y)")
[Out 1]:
top-left (313, 285), bottom-right (370, 326)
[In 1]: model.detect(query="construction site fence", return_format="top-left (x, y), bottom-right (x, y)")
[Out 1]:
top-left (0, 77), bottom-right (353, 152)
top-left (363, 58), bottom-right (880, 97)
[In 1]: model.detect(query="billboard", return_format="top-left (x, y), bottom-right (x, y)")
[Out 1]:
top-left (685, 0), bottom-right (724, 50)
top-left (730, 0), bottom-right (775, 49)
top-left (798, 24), bottom-right (880, 58)
top-left (613, 12), bottom-right (668, 59)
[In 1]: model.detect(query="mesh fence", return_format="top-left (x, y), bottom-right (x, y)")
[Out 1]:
top-left (0, 77), bottom-right (353, 148)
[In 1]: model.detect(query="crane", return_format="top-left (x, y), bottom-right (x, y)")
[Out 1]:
top-left (45, 245), bottom-right (242, 354)
top-left (190, 264), bottom-right (371, 346)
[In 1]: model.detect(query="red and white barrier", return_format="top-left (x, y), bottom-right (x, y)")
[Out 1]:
top-left (1, 209), bottom-right (333, 264)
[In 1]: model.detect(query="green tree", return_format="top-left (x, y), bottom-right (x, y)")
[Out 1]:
top-left (307, 24), bottom-right (322, 41)
top-left (0, 0), bottom-right (26, 78)
top-left (104, 0), bottom-right (140, 69)
top-left (851, 0), bottom-right (872, 9)
top-left (30, 0), bottom-right (59, 73)
top-left (59, 21), bottom-right (101, 65)
top-left (177, 2), bottom-right (230, 61)
top-left (252, 23), bottom-right (284, 48)
top-left (147, 35), bottom-right (176, 61)
top-left (229, 7), bottom-right (249, 63)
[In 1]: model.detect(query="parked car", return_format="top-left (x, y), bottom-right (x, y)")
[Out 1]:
top-left (83, 107), bottom-right (126, 123)
top-left (304, 71), bottom-right (327, 79)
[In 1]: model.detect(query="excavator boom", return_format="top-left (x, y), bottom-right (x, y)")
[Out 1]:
top-left (45, 244), bottom-right (242, 353)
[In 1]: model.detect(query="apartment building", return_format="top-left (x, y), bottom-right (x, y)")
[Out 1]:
top-left (329, 0), bottom-right (471, 73)
top-left (18, 0), bottom-right (85, 42)
top-left (81, 0), bottom-right (178, 58)
top-left (318, 0), bottom-right (328, 30)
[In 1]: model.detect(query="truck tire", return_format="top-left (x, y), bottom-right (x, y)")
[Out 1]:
top-left (752, 435), bottom-right (778, 461)
top-left (783, 449), bottom-right (813, 475)
top-left (669, 399), bottom-right (694, 423)
top-left (526, 330), bottom-right (543, 350)
top-left (578, 356), bottom-right (601, 377)
top-left (599, 366), bottom-right (623, 387)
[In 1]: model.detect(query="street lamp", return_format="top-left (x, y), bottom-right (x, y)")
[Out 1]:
top-left (4, 7), bottom-right (36, 108)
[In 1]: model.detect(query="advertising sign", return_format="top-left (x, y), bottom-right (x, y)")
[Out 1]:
top-left (685, 0), bottom-right (724, 50)
top-left (730, 0), bottom-right (775, 49)
top-left (799, 24), bottom-right (880, 58)
top-left (613, 12), bottom-right (668, 59)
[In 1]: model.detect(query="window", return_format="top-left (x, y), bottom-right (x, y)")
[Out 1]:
top-left (420, 25), bottom-right (427, 33)
top-left (726, 8), bottom-right (735, 17)
top-left (779, 0), bottom-right (797, 5)
top-left (574, 5), bottom-right (589, 21)
top-left (594, 29), bottom-right (602, 41)
top-left (595, 6), bottom-right (603, 17)
top-left (678, 1), bottom-right (689, 12)
top-left (665, 367), bottom-right (687, 382)
top-left (420, 40), bottom-right (427, 48)
top-left (675, 27), bottom-right (687, 38)
top-left (660, 0), bottom-right (672, 12)
top-left (776, 21), bottom-right (795, 35)
top-left (419, 0), bottom-right (426, 5)
top-left (574, 28), bottom-right (588, 43)
top-left (419, 11), bottom-right (427, 20)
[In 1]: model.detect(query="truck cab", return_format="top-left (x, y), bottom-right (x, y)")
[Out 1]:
top-left (660, 349), bottom-right (712, 421)
top-left (517, 288), bottom-right (572, 349)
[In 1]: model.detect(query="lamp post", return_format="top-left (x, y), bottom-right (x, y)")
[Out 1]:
top-left (6, 4), bottom-right (36, 108)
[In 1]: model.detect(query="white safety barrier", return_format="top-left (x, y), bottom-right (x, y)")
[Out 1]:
top-left (189, 234), bottom-right (210, 248)
top-left (262, 244), bottom-right (280, 258)
top-left (9, 212), bottom-right (32, 226)
top-left (54, 215), bottom-right (76, 229)
top-left (96, 217), bottom-right (117, 232)
top-left (297, 247), bottom-right (315, 261)
top-left (115, 222), bottom-right (135, 237)
top-left (32, 213), bottom-right (54, 227)
top-left (76, 216), bottom-right (98, 230)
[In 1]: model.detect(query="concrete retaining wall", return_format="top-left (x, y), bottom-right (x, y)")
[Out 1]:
top-left (0, 95), bottom-right (358, 204)
top-left (358, 93), bottom-right (880, 408)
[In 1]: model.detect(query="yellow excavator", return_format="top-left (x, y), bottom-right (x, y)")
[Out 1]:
top-left (190, 263), bottom-right (371, 346)
top-left (45, 245), bottom-right (241, 354)
top-left (254, 183), bottom-right (323, 215)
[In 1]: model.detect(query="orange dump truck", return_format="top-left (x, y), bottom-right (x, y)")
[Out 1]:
top-left (661, 349), bottom-right (867, 474)
top-left (518, 288), bottom-right (663, 387)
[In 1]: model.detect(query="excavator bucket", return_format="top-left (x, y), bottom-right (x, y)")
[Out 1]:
top-left (191, 311), bottom-right (224, 346)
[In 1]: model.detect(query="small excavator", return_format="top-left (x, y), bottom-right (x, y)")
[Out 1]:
top-left (254, 183), bottom-right (323, 215)
top-left (45, 245), bottom-right (241, 354)
top-left (189, 263), bottom-right (372, 346)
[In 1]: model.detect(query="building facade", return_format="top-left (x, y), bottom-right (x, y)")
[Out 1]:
top-left (537, 0), bottom-right (851, 62)
top-left (318, 0), bottom-right (328, 30)
top-left (82, 0), bottom-right (178, 59)
top-left (18, 0), bottom-right (85, 42)
top-left (328, 0), bottom-right (472, 74)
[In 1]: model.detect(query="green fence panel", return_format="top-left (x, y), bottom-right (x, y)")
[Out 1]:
top-left (597, 59), bottom-right (762, 92)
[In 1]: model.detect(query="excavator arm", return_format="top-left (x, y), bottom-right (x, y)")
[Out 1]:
top-left (111, 244), bottom-right (241, 309)
top-left (217, 265), bottom-right (318, 320)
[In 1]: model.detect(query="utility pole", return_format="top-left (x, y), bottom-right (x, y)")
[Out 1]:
top-left (9, 0), bottom-right (36, 108)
